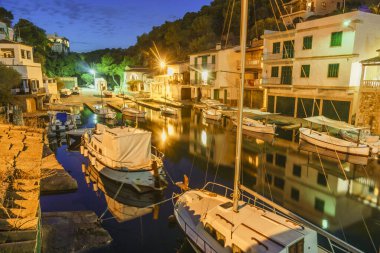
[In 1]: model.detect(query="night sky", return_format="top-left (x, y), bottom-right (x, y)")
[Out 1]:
top-left (1, 0), bottom-right (212, 52)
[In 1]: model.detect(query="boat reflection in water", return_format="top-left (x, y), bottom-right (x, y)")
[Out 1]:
top-left (85, 164), bottom-right (162, 222)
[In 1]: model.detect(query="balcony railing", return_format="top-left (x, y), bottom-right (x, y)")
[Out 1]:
top-left (244, 79), bottom-right (261, 87)
top-left (236, 58), bottom-right (262, 69)
top-left (262, 77), bottom-right (293, 86)
top-left (362, 80), bottom-right (380, 88)
top-left (263, 51), bottom-right (294, 61)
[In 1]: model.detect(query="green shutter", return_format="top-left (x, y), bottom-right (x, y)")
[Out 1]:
top-left (328, 64), bottom-right (339, 77)
top-left (303, 36), bottom-right (312, 50)
top-left (273, 42), bottom-right (280, 54)
top-left (194, 57), bottom-right (198, 66)
top-left (271, 66), bottom-right (279, 77)
top-left (330, 32), bottom-right (342, 47)
top-left (212, 55), bottom-right (215, 64)
top-left (283, 40), bottom-right (294, 59)
top-left (301, 65), bottom-right (310, 78)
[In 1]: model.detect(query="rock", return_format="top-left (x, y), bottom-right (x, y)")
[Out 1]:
top-left (42, 211), bottom-right (112, 253)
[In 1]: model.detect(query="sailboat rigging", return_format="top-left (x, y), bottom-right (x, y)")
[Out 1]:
top-left (173, 0), bottom-right (364, 252)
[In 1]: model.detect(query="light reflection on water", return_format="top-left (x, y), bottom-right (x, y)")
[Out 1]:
top-left (42, 106), bottom-right (380, 253)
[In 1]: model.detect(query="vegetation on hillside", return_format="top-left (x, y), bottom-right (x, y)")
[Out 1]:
top-left (0, 63), bottom-right (21, 103)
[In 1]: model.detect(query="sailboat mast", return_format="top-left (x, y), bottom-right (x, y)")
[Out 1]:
top-left (233, 0), bottom-right (248, 212)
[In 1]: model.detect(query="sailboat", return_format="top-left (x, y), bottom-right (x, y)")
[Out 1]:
top-left (174, 1), bottom-right (363, 253)
top-left (202, 108), bottom-right (222, 121)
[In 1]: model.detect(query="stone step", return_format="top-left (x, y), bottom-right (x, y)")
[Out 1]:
top-left (0, 230), bottom-right (37, 244)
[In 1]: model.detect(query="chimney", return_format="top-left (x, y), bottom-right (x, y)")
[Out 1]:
top-left (216, 42), bottom-right (222, 50)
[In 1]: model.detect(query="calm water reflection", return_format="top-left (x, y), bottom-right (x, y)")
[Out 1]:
top-left (42, 106), bottom-right (380, 253)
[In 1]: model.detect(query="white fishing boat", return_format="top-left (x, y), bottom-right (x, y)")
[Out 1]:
top-left (72, 86), bottom-right (80, 95)
top-left (174, 2), bottom-right (362, 253)
top-left (60, 88), bottom-right (72, 97)
top-left (233, 117), bottom-right (276, 134)
top-left (81, 124), bottom-right (167, 193)
top-left (47, 111), bottom-right (76, 133)
top-left (160, 105), bottom-right (177, 116)
top-left (122, 106), bottom-right (146, 118)
top-left (96, 107), bottom-right (116, 119)
top-left (299, 116), bottom-right (372, 156)
top-left (202, 108), bottom-right (222, 121)
top-left (340, 129), bottom-right (379, 156)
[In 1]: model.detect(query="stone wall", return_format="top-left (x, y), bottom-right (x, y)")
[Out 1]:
top-left (356, 90), bottom-right (380, 134)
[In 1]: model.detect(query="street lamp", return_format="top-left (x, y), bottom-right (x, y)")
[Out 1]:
top-left (159, 60), bottom-right (166, 70)
top-left (201, 70), bottom-right (208, 85)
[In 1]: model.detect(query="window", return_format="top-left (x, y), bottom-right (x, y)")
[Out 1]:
top-left (26, 51), bottom-right (31, 59)
top-left (291, 187), bottom-right (300, 201)
top-left (283, 40), bottom-right (294, 59)
top-left (328, 64), bottom-right (339, 77)
top-left (271, 66), bottom-right (279, 78)
top-left (194, 57), bottom-right (198, 66)
top-left (1, 48), bottom-right (15, 58)
top-left (266, 153), bottom-right (274, 163)
top-left (330, 31), bottom-right (343, 47)
top-left (300, 65), bottom-right (310, 78)
top-left (293, 164), bottom-right (301, 177)
top-left (21, 49), bottom-right (26, 59)
top-left (317, 173), bottom-right (327, 186)
top-left (272, 42), bottom-right (280, 54)
top-left (212, 55), bottom-right (216, 64)
top-left (202, 56), bottom-right (208, 67)
top-left (289, 239), bottom-right (304, 253)
top-left (253, 71), bottom-right (259, 79)
top-left (265, 173), bottom-right (273, 184)
top-left (275, 154), bottom-right (286, 168)
top-left (281, 66), bottom-right (293, 84)
top-left (274, 177), bottom-right (285, 190)
top-left (314, 198), bottom-right (325, 212)
top-left (303, 36), bottom-right (312, 50)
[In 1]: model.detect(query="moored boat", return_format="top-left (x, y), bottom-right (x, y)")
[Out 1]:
top-left (160, 105), bottom-right (177, 116)
top-left (202, 108), bottom-right (222, 121)
top-left (81, 124), bottom-right (167, 193)
top-left (122, 106), bottom-right (146, 118)
top-left (96, 107), bottom-right (116, 119)
top-left (233, 117), bottom-right (276, 134)
top-left (299, 127), bottom-right (370, 156)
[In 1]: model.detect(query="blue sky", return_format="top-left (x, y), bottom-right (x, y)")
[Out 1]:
top-left (1, 0), bottom-right (212, 52)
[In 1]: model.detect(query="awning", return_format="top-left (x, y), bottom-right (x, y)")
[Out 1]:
top-left (304, 116), bottom-right (363, 131)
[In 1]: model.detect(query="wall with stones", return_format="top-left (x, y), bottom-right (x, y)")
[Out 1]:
top-left (356, 90), bottom-right (380, 134)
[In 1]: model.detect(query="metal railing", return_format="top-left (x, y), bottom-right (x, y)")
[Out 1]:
top-left (362, 80), bottom-right (380, 88)
top-left (263, 51), bottom-right (294, 61)
top-left (200, 182), bottom-right (363, 253)
top-left (175, 208), bottom-right (217, 253)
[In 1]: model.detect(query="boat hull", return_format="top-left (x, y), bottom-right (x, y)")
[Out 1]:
top-left (202, 111), bottom-right (222, 121)
top-left (299, 128), bottom-right (370, 156)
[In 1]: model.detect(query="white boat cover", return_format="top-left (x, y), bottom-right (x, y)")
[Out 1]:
top-left (92, 124), bottom-right (152, 170)
top-left (304, 116), bottom-right (362, 131)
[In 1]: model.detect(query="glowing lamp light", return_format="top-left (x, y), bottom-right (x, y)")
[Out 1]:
top-left (343, 20), bottom-right (351, 27)
top-left (167, 67), bottom-right (174, 77)
top-left (167, 124), bottom-right (174, 136)
top-left (161, 130), bottom-right (167, 142)
top-left (201, 130), bottom-right (207, 146)
top-left (322, 219), bottom-right (329, 229)
top-left (159, 61), bottom-right (166, 69)
top-left (201, 71), bottom-right (208, 83)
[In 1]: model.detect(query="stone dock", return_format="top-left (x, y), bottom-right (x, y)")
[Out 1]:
top-left (0, 124), bottom-right (111, 252)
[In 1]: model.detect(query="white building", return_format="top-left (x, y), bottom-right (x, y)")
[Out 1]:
top-left (43, 77), bottom-right (59, 103)
top-left (281, 0), bottom-right (343, 26)
top-left (0, 39), bottom-right (44, 93)
top-left (189, 44), bottom-right (240, 104)
top-left (47, 33), bottom-right (70, 54)
top-left (0, 22), bottom-right (14, 40)
top-left (262, 11), bottom-right (380, 123)
top-left (124, 67), bottom-right (152, 92)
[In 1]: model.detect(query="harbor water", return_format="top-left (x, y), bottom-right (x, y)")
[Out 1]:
top-left (41, 105), bottom-right (380, 253)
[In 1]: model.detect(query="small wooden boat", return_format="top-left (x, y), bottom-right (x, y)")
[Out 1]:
top-left (233, 117), bottom-right (276, 134)
top-left (299, 127), bottom-right (370, 156)
top-left (202, 108), bottom-right (222, 121)
top-left (160, 105), bottom-right (177, 116)
top-left (122, 106), bottom-right (146, 118)
top-left (96, 108), bottom-right (116, 119)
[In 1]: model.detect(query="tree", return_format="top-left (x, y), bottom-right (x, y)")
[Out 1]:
top-left (0, 7), bottom-right (13, 27)
top-left (96, 55), bottom-right (131, 88)
top-left (81, 73), bottom-right (94, 85)
top-left (0, 63), bottom-right (21, 103)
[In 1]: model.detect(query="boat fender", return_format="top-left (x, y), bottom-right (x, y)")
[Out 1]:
top-left (84, 148), bottom-right (88, 157)
top-left (81, 164), bottom-right (86, 173)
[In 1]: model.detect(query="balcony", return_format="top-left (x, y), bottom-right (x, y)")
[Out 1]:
top-left (362, 80), bottom-right (380, 89)
top-left (11, 87), bottom-right (46, 95)
top-left (263, 51), bottom-right (294, 61)
top-left (244, 79), bottom-right (261, 87)
top-left (236, 58), bottom-right (262, 70)
top-left (262, 78), bottom-right (293, 86)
